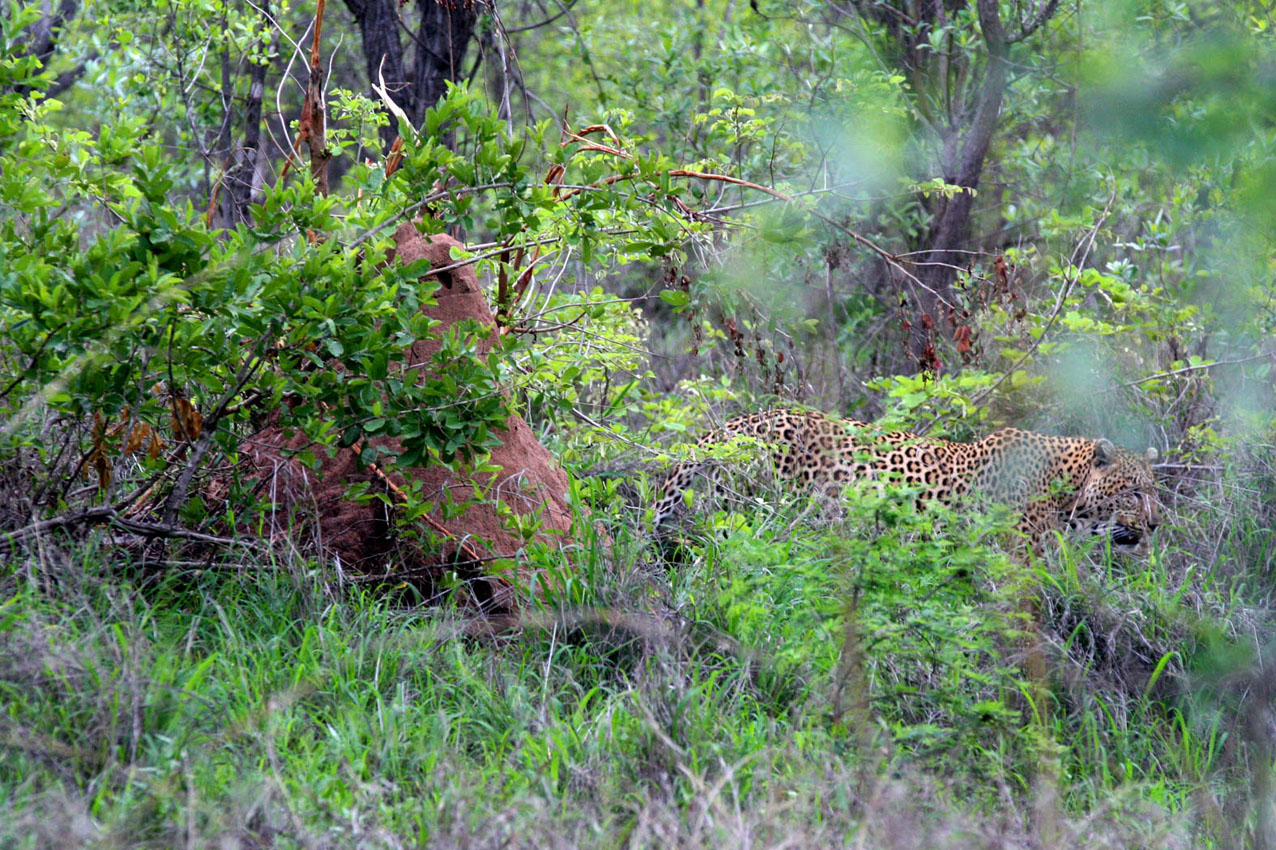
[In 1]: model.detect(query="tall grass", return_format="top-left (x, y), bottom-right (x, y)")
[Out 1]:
top-left (1, 467), bottom-right (1271, 848)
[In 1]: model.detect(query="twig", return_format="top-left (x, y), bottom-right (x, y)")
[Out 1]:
top-left (503, 5), bottom-right (572, 34)
top-left (203, 151), bottom-right (236, 228)
top-left (959, 189), bottom-right (1116, 418)
top-left (556, 166), bottom-right (791, 202)
top-left (160, 331), bottom-right (271, 529)
top-left (0, 322), bottom-right (65, 399)
top-left (1108, 353), bottom-right (1271, 392)
top-left (223, 389), bottom-right (266, 415)
top-left (569, 407), bottom-right (665, 458)
top-left (668, 168), bottom-right (789, 199)
top-left (809, 209), bottom-right (944, 307)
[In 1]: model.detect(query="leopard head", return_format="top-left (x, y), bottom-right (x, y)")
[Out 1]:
top-left (1067, 439), bottom-right (1161, 553)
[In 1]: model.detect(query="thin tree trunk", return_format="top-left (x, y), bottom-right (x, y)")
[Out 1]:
top-left (230, 35), bottom-right (268, 220)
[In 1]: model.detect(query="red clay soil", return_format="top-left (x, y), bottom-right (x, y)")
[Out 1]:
top-left (237, 225), bottom-right (575, 611)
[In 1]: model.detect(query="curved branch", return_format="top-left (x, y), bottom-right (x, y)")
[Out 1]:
top-left (1009, 0), bottom-right (1062, 43)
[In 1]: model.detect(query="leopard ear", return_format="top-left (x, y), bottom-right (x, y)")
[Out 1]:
top-left (1094, 438), bottom-right (1116, 466)
top-left (1145, 446), bottom-right (1159, 463)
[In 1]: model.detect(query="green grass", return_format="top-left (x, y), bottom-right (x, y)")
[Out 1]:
top-left (0, 492), bottom-right (1269, 849)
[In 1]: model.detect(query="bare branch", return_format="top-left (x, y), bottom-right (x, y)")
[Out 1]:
top-left (159, 332), bottom-right (272, 529)
top-left (1010, 0), bottom-right (1062, 43)
top-left (956, 189), bottom-right (1116, 420)
top-left (0, 505), bottom-right (252, 554)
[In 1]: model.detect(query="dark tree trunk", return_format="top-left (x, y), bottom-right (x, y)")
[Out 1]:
top-left (208, 4), bottom-right (270, 226)
top-left (343, 0), bottom-right (480, 150)
top-left (908, 0), bottom-right (1010, 366)
top-left (22, 0), bottom-right (80, 66)
top-left (12, 0), bottom-right (87, 98)
top-left (230, 42), bottom-right (268, 221)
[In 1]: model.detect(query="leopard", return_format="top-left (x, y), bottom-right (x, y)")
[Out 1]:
top-left (652, 409), bottom-right (1162, 554)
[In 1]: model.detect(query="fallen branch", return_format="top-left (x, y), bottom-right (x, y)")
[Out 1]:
top-left (0, 505), bottom-right (249, 554)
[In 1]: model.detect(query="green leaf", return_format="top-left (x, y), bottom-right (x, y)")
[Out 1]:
top-left (659, 289), bottom-right (690, 308)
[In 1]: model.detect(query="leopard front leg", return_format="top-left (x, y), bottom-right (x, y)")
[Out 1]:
top-left (1015, 501), bottom-right (1056, 558)
top-left (651, 460), bottom-right (727, 537)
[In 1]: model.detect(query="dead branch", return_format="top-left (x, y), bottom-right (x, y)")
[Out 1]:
top-left (0, 505), bottom-right (250, 554)
top-left (160, 332), bottom-right (271, 529)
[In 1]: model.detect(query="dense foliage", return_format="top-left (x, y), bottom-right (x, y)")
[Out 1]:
top-left (2, 0), bottom-right (1275, 847)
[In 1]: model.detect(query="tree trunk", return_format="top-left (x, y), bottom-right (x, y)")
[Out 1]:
top-left (13, 0), bottom-right (86, 98)
top-left (343, 0), bottom-right (479, 149)
top-left (841, 0), bottom-right (1055, 372)
top-left (909, 0), bottom-right (1009, 368)
top-left (229, 35), bottom-right (268, 221)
